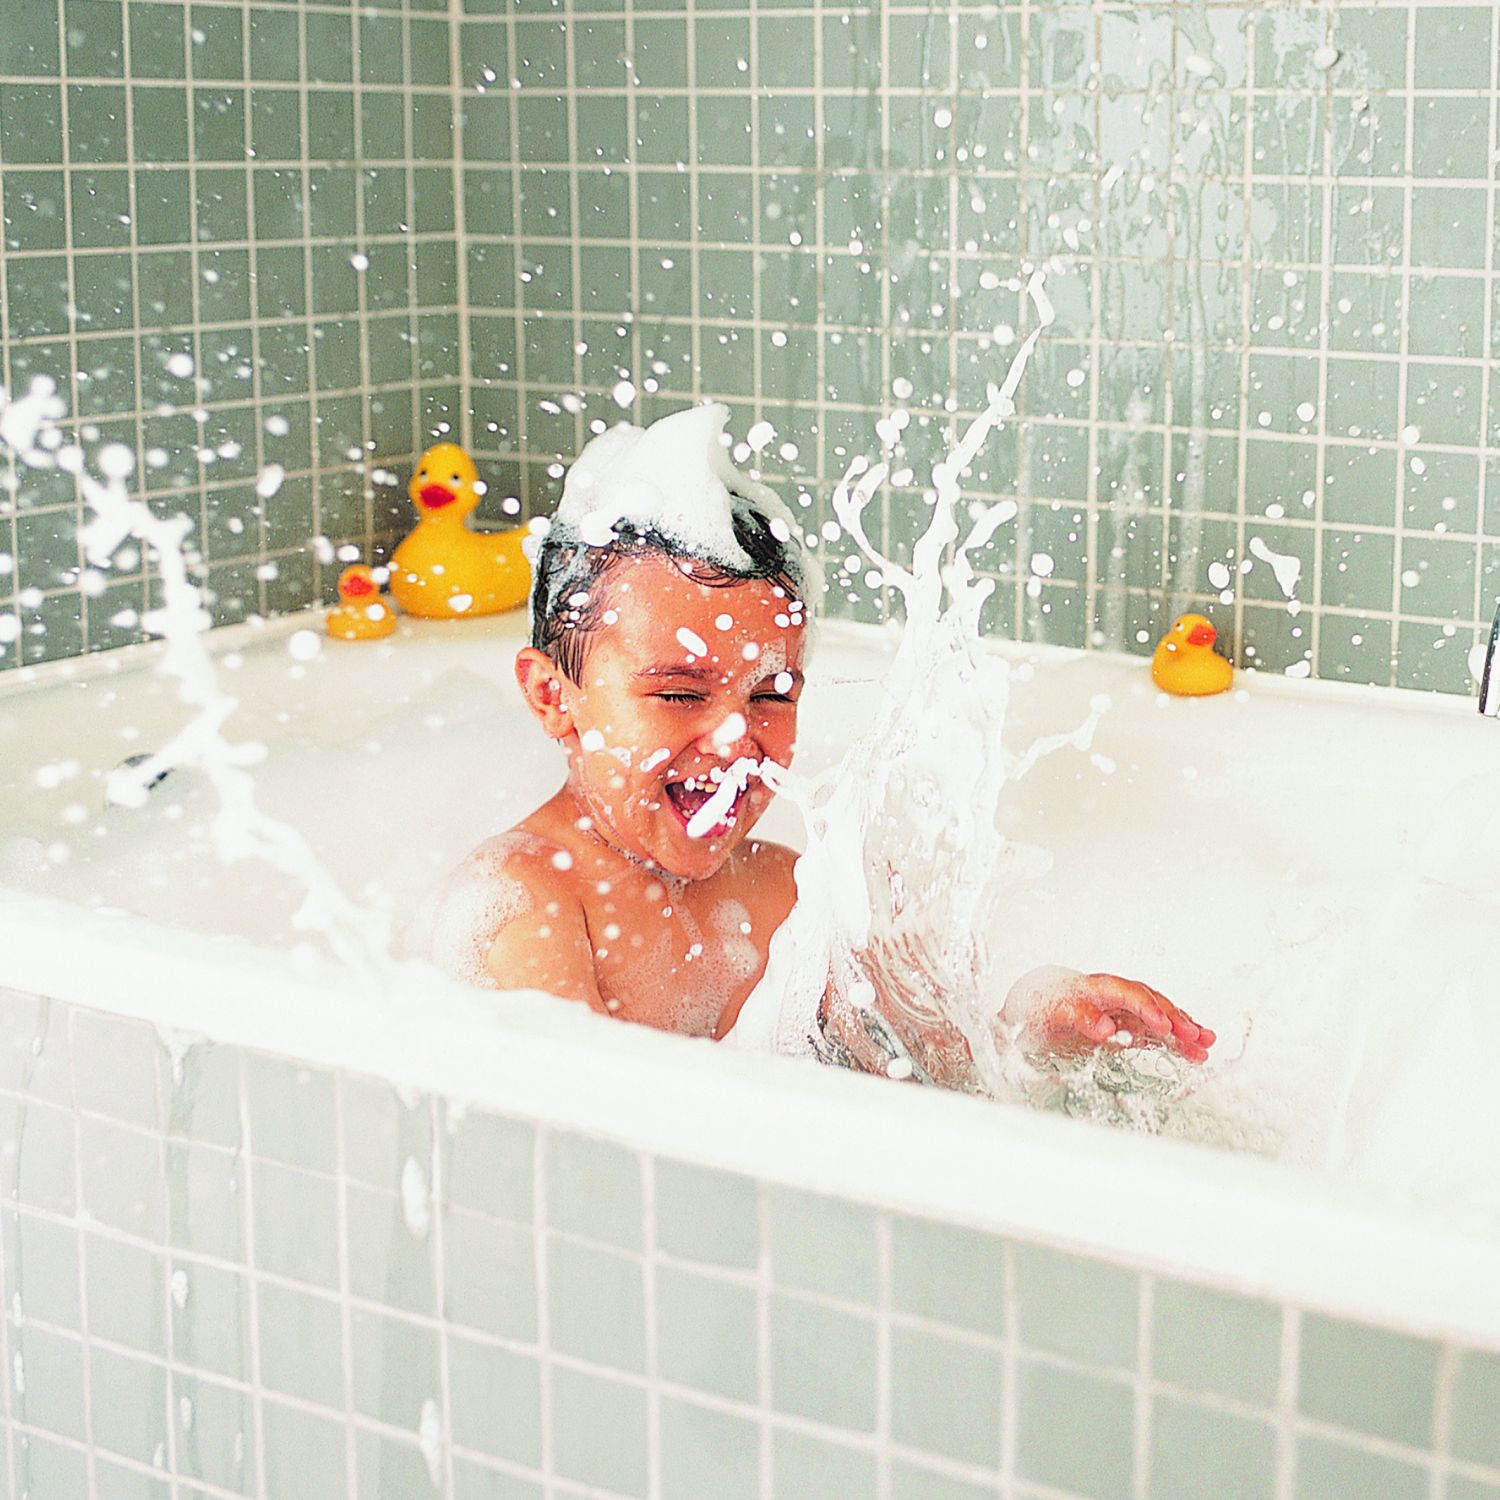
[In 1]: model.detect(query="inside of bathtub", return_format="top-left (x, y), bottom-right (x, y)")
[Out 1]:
top-left (1, 270), bottom-right (1498, 1238)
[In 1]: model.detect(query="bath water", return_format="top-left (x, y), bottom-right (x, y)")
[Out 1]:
top-left (0, 283), bottom-right (1470, 1193)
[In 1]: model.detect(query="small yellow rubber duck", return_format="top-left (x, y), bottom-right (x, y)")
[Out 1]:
top-left (1151, 612), bottom-right (1234, 696)
top-left (388, 443), bottom-right (531, 619)
top-left (326, 564), bottom-right (397, 641)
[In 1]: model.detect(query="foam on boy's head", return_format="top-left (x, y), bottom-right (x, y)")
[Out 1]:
top-left (530, 403), bottom-right (816, 681)
top-left (555, 402), bottom-right (799, 572)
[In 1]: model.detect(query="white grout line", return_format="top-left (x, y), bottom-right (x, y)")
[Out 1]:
top-left (1389, 0), bottom-right (1420, 685)
top-left (234, 1047), bottom-right (269, 1499)
top-left (641, 1153), bottom-right (662, 1500)
top-left (532, 1124), bottom-right (554, 1489)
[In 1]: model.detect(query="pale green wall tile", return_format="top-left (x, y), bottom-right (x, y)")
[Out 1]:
top-left (891, 1325), bottom-right (1004, 1468)
top-left (346, 1182), bottom-right (438, 1317)
top-left (256, 1281), bottom-right (344, 1410)
top-left (171, 1260), bottom-right (252, 1383)
top-left (1411, 188), bottom-right (1490, 272)
top-left (1331, 8), bottom-right (1407, 89)
top-left (1412, 98), bottom-right (1492, 182)
top-left (447, 1336), bottom-right (543, 1468)
top-left (1151, 1395), bottom-right (1276, 1500)
top-left (244, 1053), bottom-right (336, 1171)
top-left (3, 170), bottom-right (68, 252)
top-left (656, 1265), bottom-right (758, 1402)
top-left (660, 1398), bottom-right (759, 1500)
top-left (551, 1366), bottom-right (649, 1498)
top-left (445, 1109), bottom-right (533, 1221)
top-left (1299, 1315), bottom-right (1439, 1448)
top-left (891, 1461), bottom-right (998, 1500)
top-left (1014, 1243), bottom-right (1137, 1370)
top-left (773, 1430), bottom-right (878, 1500)
top-left (545, 1131), bottom-right (641, 1248)
top-left (1321, 530), bottom-right (1394, 613)
top-left (769, 1293), bottom-right (878, 1433)
top-left (766, 1185), bottom-right (877, 1303)
top-left (85, 1234), bottom-right (166, 1357)
top-left (1241, 602), bottom-right (1314, 673)
top-left (89, 1345), bottom-right (168, 1468)
top-left (1452, 1349), bottom-right (1500, 1467)
top-left (351, 1309), bottom-right (442, 1429)
top-left (1333, 93), bottom-right (1407, 178)
top-left (888, 1216), bottom-right (1007, 1338)
top-left (453, 1459), bottom-right (544, 1500)
top-left (443, 1209), bottom-right (537, 1341)
top-left (252, 1158), bottom-right (338, 1286)
top-left (356, 1428), bottom-right (437, 1499)
top-left (1402, 535), bottom-right (1479, 620)
top-left (263, 1398), bottom-right (350, 1500)
top-left (1396, 620), bottom-right (1479, 693)
top-left (548, 1236), bottom-right (646, 1373)
top-left (1015, 1358), bottom-right (1134, 1500)
top-left (1448, 1480), bottom-right (1500, 1500)
top-left (170, 1373), bottom-right (252, 1494)
top-left (1318, 614), bottom-right (1393, 686)
top-left (1294, 1434), bottom-right (1427, 1500)
top-left (1414, 6), bottom-right (1494, 90)
top-left (80, 1115), bottom-right (163, 1239)
top-left (655, 1160), bottom-right (759, 1268)
top-left (3, 1210), bottom-right (82, 1332)
top-left (1152, 1281), bottom-right (1282, 1407)
top-left (1407, 363), bottom-right (1485, 449)
top-left (95, 1459), bottom-right (171, 1500)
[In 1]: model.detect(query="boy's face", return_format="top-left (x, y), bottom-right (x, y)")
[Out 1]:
top-left (547, 555), bottom-right (806, 880)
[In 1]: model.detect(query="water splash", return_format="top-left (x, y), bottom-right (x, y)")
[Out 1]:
top-left (0, 376), bottom-right (387, 969)
top-left (733, 273), bottom-right (1096, 1088)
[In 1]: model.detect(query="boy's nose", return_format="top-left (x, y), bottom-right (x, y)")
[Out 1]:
top-left (699, 711), bottom-right (754, 758)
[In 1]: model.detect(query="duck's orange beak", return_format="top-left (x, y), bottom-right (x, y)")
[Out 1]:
top-left (1187, 622), bottom-right (1217, 647)
top-left (342, 575), bottom-right (375, 598)
top-left (419, 483), bottom-right (456, 510)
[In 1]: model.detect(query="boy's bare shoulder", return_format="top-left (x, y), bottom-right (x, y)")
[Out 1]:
top-left (458, 829), bottom-right (571, 891)
top-left (731, 838), bottom-right (799, 917)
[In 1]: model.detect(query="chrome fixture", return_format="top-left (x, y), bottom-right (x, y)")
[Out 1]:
top-left (1481, 601), bottom-right (1500, 717)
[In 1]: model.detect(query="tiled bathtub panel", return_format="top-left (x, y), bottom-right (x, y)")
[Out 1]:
top-left (1, 986), bottom-right (1498, 1498)
top-left (0, 1), bottom-right (467, 674)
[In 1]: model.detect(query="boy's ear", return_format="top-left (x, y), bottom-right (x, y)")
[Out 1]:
top-left (515, 647), bottom-right (574, 739)
top-left (515, 647), bottom-right (573, 737)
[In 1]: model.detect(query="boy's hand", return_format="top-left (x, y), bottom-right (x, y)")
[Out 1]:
top-left (1003, 966), bottom-right (1215, 1064)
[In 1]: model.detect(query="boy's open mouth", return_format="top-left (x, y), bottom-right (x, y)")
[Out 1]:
top-left (664, 773), bottom-right (741, 833)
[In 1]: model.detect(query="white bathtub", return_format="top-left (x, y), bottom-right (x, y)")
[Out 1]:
top-left (1, 610), bottom-right (1497, 1497)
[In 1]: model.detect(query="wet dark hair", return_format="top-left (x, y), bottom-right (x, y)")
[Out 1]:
top-left (530, 507), bottom-right (807, 683)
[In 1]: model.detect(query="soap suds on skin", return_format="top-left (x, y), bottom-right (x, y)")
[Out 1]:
top-left (400, 834), bottom-right (536, 988)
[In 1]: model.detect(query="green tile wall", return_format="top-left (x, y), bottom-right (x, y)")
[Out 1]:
top-left (0, 0), bottom-right (464, 671)
top-left (3, 0), bottom-right (1498, 697)
top-left (3, 983), bottom-right (1500, 1498)
top-left (461, 0), bottom-right (1500, 694)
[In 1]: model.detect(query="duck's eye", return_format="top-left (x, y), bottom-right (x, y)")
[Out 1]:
top-left (451, 474), bottom-right (461, 483)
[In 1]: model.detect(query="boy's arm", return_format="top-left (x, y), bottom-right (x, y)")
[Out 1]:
top-left (482, 879), bottom-right (610, 1015)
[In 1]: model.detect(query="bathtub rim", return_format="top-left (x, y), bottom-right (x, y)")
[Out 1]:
top-left (1, 885), bottom-right (1497, 1355)
top-left (0, 604), bottom-right (1487, 725)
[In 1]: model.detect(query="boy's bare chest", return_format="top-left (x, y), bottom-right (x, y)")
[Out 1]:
top-left (579, 878), bottom-right (782, 1038)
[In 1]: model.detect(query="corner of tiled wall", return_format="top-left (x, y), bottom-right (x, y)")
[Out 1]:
top-left (0, 0), bottom-right (470, 672)
top-left (3, 0), bottom-right (1499, 693)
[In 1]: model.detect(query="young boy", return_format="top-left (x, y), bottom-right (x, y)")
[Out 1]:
top-left (409, 405), bottom-right (1214, 1068)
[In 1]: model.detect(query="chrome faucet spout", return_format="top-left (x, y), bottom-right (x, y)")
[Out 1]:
top-left (1481, 602), bottom-right (1500, 717)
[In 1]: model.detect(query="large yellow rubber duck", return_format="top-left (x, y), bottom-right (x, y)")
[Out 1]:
top-left (388, 443), bottom-right (531, 618)
top-left (1151, 612), bottom-right (1234, 696)
top-left (326, 564), bottom-right (396, 641)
